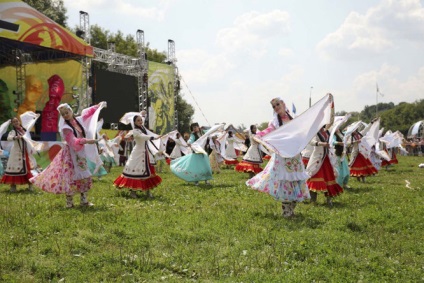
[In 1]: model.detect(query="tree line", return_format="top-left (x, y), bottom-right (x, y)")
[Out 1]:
top-left (336, 100), bottom-right (424, 137)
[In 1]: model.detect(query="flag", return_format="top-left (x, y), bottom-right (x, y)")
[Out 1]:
top-left (292, 103), bottom-right (296, 114)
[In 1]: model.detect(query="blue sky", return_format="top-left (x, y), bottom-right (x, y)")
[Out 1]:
top-left (64, 0), bottom-right (424, 128)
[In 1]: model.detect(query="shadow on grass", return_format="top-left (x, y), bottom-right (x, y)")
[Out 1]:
top-left (55, 204), bottom-right (110, 212)
top-left (253, 210), bottom-right (327, 230)
top-left (344, 186), bottom-right (375, 194)
top-left (0, 188), bottom-right (38, 195)
top-left (115, 190), bottom-right (172, 204)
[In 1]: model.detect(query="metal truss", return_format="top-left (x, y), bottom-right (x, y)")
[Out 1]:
top-left (167, 39), bottom-right (179, 130)
top-left (76, 11), bottom-right (91, 114)
top-left (136, 30), bottom-right (148, 113)
top-left (167, 39), bottom-right (177, 64)
top-left (93, 47), bottom-right (147, 77)
top-left (92, 41), bottom-right (149, 115)
top-left (79, 11), bottom-right (90, 44)
top-left (13, 49), bottom-right (26, 109)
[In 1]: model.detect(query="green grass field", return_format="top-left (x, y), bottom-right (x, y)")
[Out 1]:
top-left (0, 156), bottom-right (423, 282)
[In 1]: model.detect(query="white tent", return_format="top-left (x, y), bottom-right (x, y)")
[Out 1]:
top-left (407, 120), bottom-right (424, 139)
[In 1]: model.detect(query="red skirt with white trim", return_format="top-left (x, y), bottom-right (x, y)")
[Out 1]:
top-left (390, 151), bottom-right (398, 164)
top-left (235, 160), bottom-right (262, 174)
top-left (1, 151), bottom-right (33, 185)
top-left (224, 159), bottom-right (239, 166)
top-left (263, 155), bottom-right (271, 160)
top-left (350, 153), bottom-right (378, 177)
top-left (113, 165), bottom-right (162, 191)
top-left (306, 155), bottom-right (343, 197)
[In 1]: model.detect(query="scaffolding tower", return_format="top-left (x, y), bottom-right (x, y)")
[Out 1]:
top-left (78, 11), bottom-right (91, 114)
top-left (167, 39), bottom-right (180, 130)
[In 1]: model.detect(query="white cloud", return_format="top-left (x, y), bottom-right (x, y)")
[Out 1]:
top-left (66, 0), bottom-right (167, 21)
top-left (317, 0), bottom-right (424, 60)
top-left (178, 49), bottom-right (235, 85)
top-left (117, 2), bottom-right (166, 21)
top-left (341, 63), bottom-right (423, 112)
top-left (216, 10), bottom-right (290, 56)
top-left (353, 64), bottom-right (399, 93)
top-left (278, 48), bottom-right (293, 58)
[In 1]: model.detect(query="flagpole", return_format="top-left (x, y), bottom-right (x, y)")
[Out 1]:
top-left (376, 83), bottom-right (379, 118)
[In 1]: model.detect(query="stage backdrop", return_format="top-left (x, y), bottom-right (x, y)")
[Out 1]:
top-left (93, 62), bottom-right (175, 135)
top-left (148, 61), bottom-right (175, 135)
top-left (0, 60), bottom-right (82, 129)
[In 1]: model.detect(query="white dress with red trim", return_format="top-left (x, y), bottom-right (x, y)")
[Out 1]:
top-left (114, 127), bottom-right (162, 191)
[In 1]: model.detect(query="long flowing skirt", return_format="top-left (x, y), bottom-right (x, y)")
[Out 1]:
top-left (307, 156), bottom-right (343, 197)
top-left (246, 154), bottom-right (310, 202)
top-left (1, 151), bottom-right (34, 185)
top-left (171, 153), bottom-right (212, 182)
top-left (113, 164), bottom-right (162, 191)
top-left (390, 151), bottom-right (398, 164)
top-left (209, 150), bottom-right (222, 174)
top-left (30, 146), bottom-right (92, 194)
top-left (335, 156), bottom-right (350, 187)
top-left (88, 160), bottom-right (108, 177)
top-left (350, 153), bottom-right (378, 177)
top-left (224, 159), bottom-right (239, 166)
top-left (235, 160), bottom-right (262, 174)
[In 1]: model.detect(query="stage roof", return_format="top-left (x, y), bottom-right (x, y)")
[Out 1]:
top-left (0, 0), bottom-right (93, 65)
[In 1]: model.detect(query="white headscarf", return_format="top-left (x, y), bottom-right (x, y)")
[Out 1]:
top-left (57, 103), bottom-right (74, 132)
top-left (119, 112), bottom-right (142, 129)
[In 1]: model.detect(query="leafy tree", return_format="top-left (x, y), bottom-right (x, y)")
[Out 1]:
top-left (259, 122), bottom-right (269, 131)
top-left (380, 100), bottom-right (424, 136)
top-left (175, 92), bottom-right (194, 134)
top-left (360, 102), bottom-right (395, 121)
top-left (23, 0), bottom-right (68, 27)
top-left (88, 25), bottom-right (167, 63)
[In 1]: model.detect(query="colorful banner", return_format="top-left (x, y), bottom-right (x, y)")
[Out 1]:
top-left (148, 61), bottom-right (175, 135)
top-left (0, 60), bottom-right (82, 129)
top-left (0, 0), bottom-right (93, 56)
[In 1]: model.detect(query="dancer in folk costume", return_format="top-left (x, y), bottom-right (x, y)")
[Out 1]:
top-left (167, 131), bottom-right (191, 165)
top-left (113, 112), bottom-right (162, 199)
top-left (209, 134), bottom-right (224, 174)
top-left (1, 112), bottom-right (40, 192)
top-left (0, 149), bottom-right (4, 177)
top-left (171, 123), bottom-right (224, 185)
top-left (247, 94), bottom-right (334, 217)
top-left (0, 119), bottom-right (12, 177)
top-left (31, 103), bottom-right (106, 207)
top-left (235, 125), bottom-right (263, 178)
top-left (380, 131), bottom-right (401, 169)
top-left (379, 141), bottom-right (392, 169)
top-left (369, 145), bottom-right (382, 171)
top-left (328, 115), bottom-right (351, 189)
top-left (347, 126), bottom-right (378, 182)
top-left (332, 129), bottom-right (351, 188)
top-left (223, 131), bottom-right (239, 167)
top-left (149, 133), bottom-right (170, 174)
top-left (95, 119), bottom-right (115, 173)
top-left (306, 126), bottom-right (343, 207)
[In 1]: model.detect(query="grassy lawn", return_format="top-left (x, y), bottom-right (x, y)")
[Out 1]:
top-left (0, 156), bottom-right (423, 282)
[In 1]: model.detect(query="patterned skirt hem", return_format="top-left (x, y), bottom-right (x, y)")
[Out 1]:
top-left (113, 175), bottom-right (162, 191)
